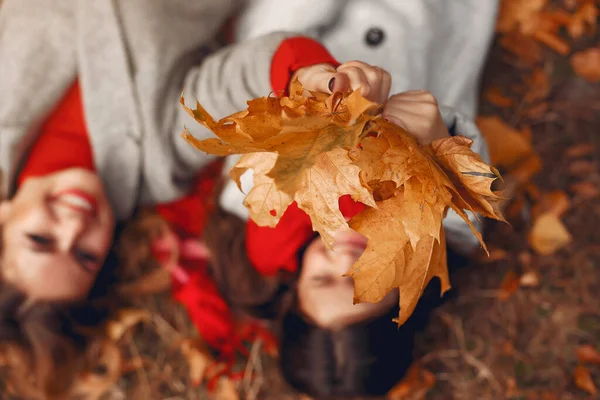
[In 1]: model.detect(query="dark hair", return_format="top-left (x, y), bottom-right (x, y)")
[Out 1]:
top-left (203, 206), bottom-right (441, 398)
top-left (0, 225), bottom-right (124, 399)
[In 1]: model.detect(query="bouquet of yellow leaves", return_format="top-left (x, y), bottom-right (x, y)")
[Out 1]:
top-left (181, 81), bottom-right (504, 325)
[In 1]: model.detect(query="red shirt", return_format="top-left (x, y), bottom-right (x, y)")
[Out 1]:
top-left (17, 37), bottom-right (338, 357)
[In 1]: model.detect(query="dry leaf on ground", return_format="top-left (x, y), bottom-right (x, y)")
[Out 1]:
top-left (476, 116), bottom-right (538, 169)
top-left (576, 345), bottom-right (600, 364)
top-left (570, 182), bottom-right (600, 198)
top-left (213, 377), bottom-right (240, 400)
top-left (484, 86), bottom-right (516, 108)
top-left (531, 190), bottom-right (571, 220)
top-left (180, 338), bottom-right (215, 386)
top-left (106, 309), bottom-right (151, 341)
top-left (529, 213), bottom-right (572, 255)
top-left (499, 270), bottom-right (521, 300)
top-left (183, 81), bottom-right (504, 324)
top-left (570, 48), bottom-right (600, 83)
top-left (568, 2), bottom-right (599, 39)
top-left (566, 143), bottom-right (595, 158)
top-left (519, 270), bottom-right (541, 287)
top-left (387, 363), bottom-right (436, 400)
top-left (72, 341), bottom-right (122, 400)
top-left (574, 364), bottom-right (598, 395)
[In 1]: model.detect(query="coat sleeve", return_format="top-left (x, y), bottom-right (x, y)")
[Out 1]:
top-left (439, 104), bottom-right (491, 255)
top-left (171, 32), bottom-right (296, 177)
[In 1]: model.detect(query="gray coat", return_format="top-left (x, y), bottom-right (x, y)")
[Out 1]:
top-left (0, 0), bottom-right (293, 219)
top-left (236, 0), bottom-right (499, 120)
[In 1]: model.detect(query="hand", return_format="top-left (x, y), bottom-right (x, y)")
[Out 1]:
top-left (291, 60), bottom-right (392, 104)
top-left (382, 90), bottom-right (450, 146)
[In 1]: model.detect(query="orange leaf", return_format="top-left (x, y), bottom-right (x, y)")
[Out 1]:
top-left (577, 345), bottom-right (600, 364)
top-left (476, 116), bottom-right (536, 169)
top-left (570, 48), bottom-right (600, 83)
top-left (569, 160), bottom-right (596, 175)
top-left (213, 377), bottom-right (239, 400)
top-left (496, 0), bottom-right (548, 34)
top-left (180, 338), bottom-right (215, 387)
top-left (72, 341), bottom-right (122, 400)
top-left (529, 213), bottom-right (572, 255)
top-left (106, 309), bottom-right (151, 341)
top-left (499, 270), bottom-right (520, 300)
top-left (566, 143), bottom-right (595, 158)
top-left (500, 33), bottom-right (544, 65)
top-left (570, 182), bottom-right (600, 198)
top-left (532, 31), bottom-right (570, 55)
top-left (519, 270), bottom-right (540, 287)
top-left (484, 86), bottom-right (516, 108)
top-left (568, 2), bottom-right (599, 39)
top-left (531, 190), bottom-right (571, 220)
top-left (574, 364), bottom-right (598, 395)
top-left (524, 68), bottom-right (551, 104)
top-left (387, 363), bottom-right (436, 400)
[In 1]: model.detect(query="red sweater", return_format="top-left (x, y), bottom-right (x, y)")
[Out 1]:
top-left (18, 37), bottom-right (338, 358)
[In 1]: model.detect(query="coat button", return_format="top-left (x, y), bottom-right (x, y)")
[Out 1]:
top-left (365, 27), bottom-right (386, 47)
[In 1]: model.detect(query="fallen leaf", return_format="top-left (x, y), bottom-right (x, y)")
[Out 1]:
top-left (496, 0), bottom-right (548, 34)
top-left (568, 2), bottom-right (599, 39)
top-left (524, 68), bottom-right (551, 104)
top-left (484, 86), bottom-right (516, 108)
top-left (180, 338), bottom-right (214, 386)
top-left (505, 377), bottom-right (523, 398)
top-left (106, 309), bottom-right (151, 341)
top-left (500, 33), bottom-right (544, 65)
top-left (476, 116), bottom-right (537, 169)
top-left (72, 341), bottom-right (122, 400)
top-left (213, 377), bottom-right (239, 400)
top-left (531, 190), bottom-right (571, 220)
top-left (499, 270), bottom-right (520, 300)
top-left (574, 364), bottom-right (598, 395)
top-left (519, 270), bottom-right (540, 287)
top-left (529, 213), bottom-right (572, 255)
top-left (566, 143), bottom-right (595, 158)
top-left (569, 160), bottom-right (596, 175)
top-left (577, 344), bottom-right (600, 364)
top-left (570, 48), bottom-right (600, 83)
top-left (533, 30), bottom-right (570, 55)
top-left (570, 182), bottom-right (600, 198)
top-left (477, 247), bottom-right (510, 263)
top-left (387, 363), bottom-right (436, 400)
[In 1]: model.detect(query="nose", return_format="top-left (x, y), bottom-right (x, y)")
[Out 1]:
top-left (53, 205), bottom-right (88, 251)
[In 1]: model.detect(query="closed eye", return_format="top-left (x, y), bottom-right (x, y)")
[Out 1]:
top-left (74, 248), bottom-right (101, 273)
top-left (26, 233), bottom-right (54, 250)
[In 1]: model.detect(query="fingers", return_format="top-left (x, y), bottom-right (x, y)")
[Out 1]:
top-left (336, 61), bottom-right (392, 103)
top-left (292, 63), bottom-right (337, 93)
top-left (382, 90), bottom-right (449, 145)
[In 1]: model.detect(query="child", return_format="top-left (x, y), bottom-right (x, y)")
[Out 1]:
top-left (0, 0), bottom-right (392, 396)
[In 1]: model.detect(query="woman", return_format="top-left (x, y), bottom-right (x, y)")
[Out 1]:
top-left (0, 0), bottom-right (393, 396)
top-left (208, 90), bottom-right (489, 397)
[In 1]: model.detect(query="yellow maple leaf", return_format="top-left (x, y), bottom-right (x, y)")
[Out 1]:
top-left (347, 196), bottom-right (450, 326)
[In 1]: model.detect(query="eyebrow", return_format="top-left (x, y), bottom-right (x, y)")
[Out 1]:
top-left (26, 233), bottom-right (96, 275)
